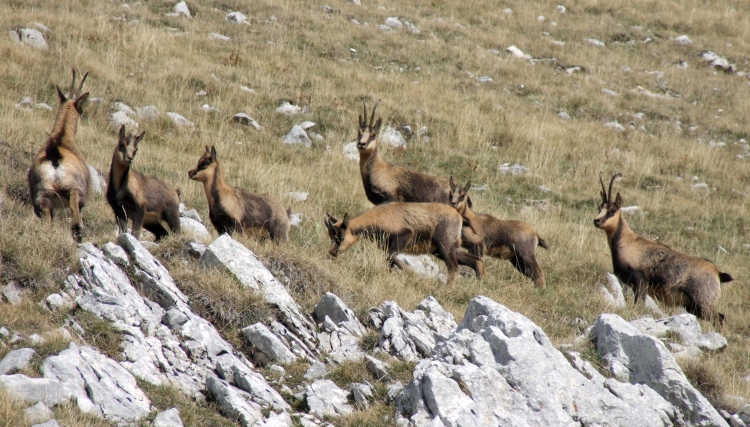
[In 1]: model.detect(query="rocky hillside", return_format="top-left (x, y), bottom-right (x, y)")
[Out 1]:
top-left (1, 230), bottom-right (748, 426)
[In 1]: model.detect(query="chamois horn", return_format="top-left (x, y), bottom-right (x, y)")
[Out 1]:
top-left (608, 172), bottom-right (622, 203)
top-left (369, 100), bottom-right (380, 127)
top-left (599, 172), bottom-right (608, 203)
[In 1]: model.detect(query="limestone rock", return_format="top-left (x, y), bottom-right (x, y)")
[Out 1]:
top-left (304, 361), bottom-right (327, 380)
top-left (598, 273), bottom-right (626, 308)
top-left (350, 382), bottom-right (374, 410)
top-left (233, 113), bottom-right (262, 130)
top-left (200, 235), bottom-right (317, 353)
top-left (226, 11), bottom-right (248, 24)
top-left (43, 343), bottom-right (151, 422)
top-left (282, 125), bottom-right (312, 146)
top-left (342, 142), bottom-right (359, 161)
top-left (11, 29), bottom-right (48, 49)
top-left (313, 293), bottom-right (367, 337)
top-left (380, 126), bottom-right (407, 149)
top-left (630, 313), bottom-right (727, 353)
top-left (306, 379), bottom-right (353, 417)
top-left (167, 112), bottom-right (194, 128)
top-left (0, 375), bottom-right (71, 406)
top-left (365, 355), bottom-right (391, 381)
top-left (101, 242), bottom-right (129, 267)
top-left (32, 420), bottom-right (60, 427)
top-left (173, 1), bottom-right (191, 17)
top-left (498, 163), bottom-right (530, 175)
top-left (137, 106), bottom-right (160, 122)
top-left (87, 165), bottom-right (106, 194)
top-left (207, 376), bottom-right (265, 426)
top-left (396, 254), bottom-right (440, 279)
top-left (276, 102), bottom-right (301, 115)
top-left (24, 401), bottom-right (53, 424)
top-left (180, 217), bottom-right (210, 241)
top-left (2, 281), bottom-right (23, 305)
top-left (0, 348), bottom-right (36, 375)
top-left (243, 323), bottom-right (298, 365)
top-left (593, 313), bottom-right (728, 426)
top-left (153, 408), bottom-right (184, 427)
top-left (109, 111), bottom-right (139, 131)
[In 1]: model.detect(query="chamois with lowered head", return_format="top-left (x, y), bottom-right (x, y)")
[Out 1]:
top-left (188, 145), bottom-right (290, 241)
top-left (324, 203), bottom-right (485, 284)
top-left (449, 177), bottom-right (549, 288)
top-left (106, 126), bottom-right (181, 241)
top-left (594, 172), bottom-right (732, 326)
top-left (356, 100), bottom-right (450, 205)
top-left (28, 70), bottom-right (90, 242)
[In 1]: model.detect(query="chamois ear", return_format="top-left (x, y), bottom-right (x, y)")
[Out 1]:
top-left (204, 145), bottom-right (210, 153)
top-left (135, 130), bottom-right (146, 145)
top-left (210, 145), bottom-right (217, 161)
top-left (373, 117), bottom-right (382, 133)
top-left (449, 176), bottom-right (455, 188)
top-left (467, 196), bottom-right (473, 208)
top-left (118, 125), bottom-right (127, 141)
top-left (614, 192), bottom-right (622, 208)
top-left (56, 86), bottom-right (67, 104)
top-left (463, 180), bottom-right (471, 195)
top-left (359, 113), bottom-right (365, 129)
top-left (74, 92), bottom-right (89, 113)
top-left (342, 213), bottom-right (350, 229)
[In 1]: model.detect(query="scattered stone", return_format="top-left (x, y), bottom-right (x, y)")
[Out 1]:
top-left (674, 35), bottom-right (692, 45)
top-left (395, 254), bottom-right (439, 279)
top-left (644, 295), bottom-right (664, 317)
top-left (173, 1), bottom-right (191, 17)
top-left (556, 5), bottom-right (566, 13)
top-left (242, 323), bottom-right (298, 365)
top-left (604, 121), bottom-right (626, 132)
top-left (28, 334), bottom-right (44, 345)
top-left (498, 163), bottom-right (530, 175)
top-left (379, 126), bottom-right (407, 149)
top-left (207, 377), bottom-right (265, 426)
top-left (209, 33), bottom-right (231, 41)
top-left (226, 11), bottom-right (248, 24)
top-left (506, 45), bottom-right (531, 60)
top-left (598, 273), bottom-right (626, 308)
top-left (2, 281), bottom-right (22, 305)
top-left (109, 111), bottom-right (139, 131)
top-left (179, 217), bottom-right (210, 242)
top-left (287, 192), bottom-right (308, 202)
top-left (32, 420), bottom-right (60, 427)
top-left (0, 375), bottom-right (71, 406)
top-left (737, 404), bottom-right (750, 424)
top-left (239, 86), bottom-right (255, 94)
top-left (593, 314), bottom-right (728, 426)
top-left (350, 382), bottom-right (374, 409)
top-left (200, 104), bottom-right (220, 113)
top-left (0, 348), bottom-right (36, 375)
top-left (24, 401), bottom-right (53, 424)
top-left (276, 102), bottom-right (301, 115)
top-left (585, 38), bottom-right (606, 47)
top-left (289, 213), bottom-right (302, 227)
top-left (342, 142), bottom-right (359, 161)
top-left (282, 125), bottom-right (311, 146)
top-left (476, 76), bottom-right (493, 83)
top-left (136, 106), bottom-right (159, 122)
top-left (702, 51), bottom-right (735, 73)
top-left (10, 29), bottom-right (48, 49)
top-left (385, 17), bottom-right (403, 28)
top-left (233, 113), bottom-right (262, 130)
top-left (167, 112), bottom-right (194, 128)
top-left (558, 111), bottom-right (571, 120)
top-left (0, 327), bottom-right (10, 339)
top-left (692, 182), bottom-right (709, 191)
top-left (630, 313), bottom-right (727, 353)
top-left (153, 408), bottom-right (184, 427)
top-left (632, 86), bottom-right (672, 100)
top-left (602, 88), bottom-right (620, 97)
top-left (46, 293), bottom-right (73, 311)
top-left (304, 361), bottom-right (327, 380)
top-left (102, 242), bottom-right (129, 267)
top-left (306, 379), bottom-right (353, 417)
top-left (313, 293), bottom-right (367, 337)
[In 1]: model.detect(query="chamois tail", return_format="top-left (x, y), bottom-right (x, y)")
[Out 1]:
top-left (719, 272), bottom-right (733, 283)
top-left (537, 237), bottom-right (550, 250)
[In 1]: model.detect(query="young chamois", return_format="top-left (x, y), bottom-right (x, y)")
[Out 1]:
top-left (28, 70), bottom-right (90, 242)
top-left (356, 100), bottom-right (450, 205)
top-left (106, 126), bottom-right (181, 241)
top-left (449, 178), bottom-right (549, 288)
top-left (595, 172), bottom-right (732, 326)
top-left (324, 203), bottom-right (485, 284)
top-left (188, 145), bottom-right (290, 241)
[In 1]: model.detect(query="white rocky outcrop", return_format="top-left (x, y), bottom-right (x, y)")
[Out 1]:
top-left (306, 379), bottom-right (353, 417)
top-left (9, 28), bottom-right (48, 49)
top-left (0, 348), bottom-right (36, 375)
top-left (167, 112), bottom-right (194, 128)
top-left (380, 126), bottom-right (407, 149)
top-left (396, 296), bottom-right (679, 426)
top-left (243, 323), bottom-right (298, 365)
top-left (314, 293), bottom-right (367, 362)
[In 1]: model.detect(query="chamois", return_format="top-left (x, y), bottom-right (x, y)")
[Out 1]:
top-left (356, 100), bottom-right (450, 205)
top-left (188, 145), bottom-right (290, 241)
top-left (324, 203), bottom-right (485, 284)
top-left (594, 172), bottom-right (732, 326)
top-left (449, 178), bottom-right (549, 288)
top-left (28, 69), bottom-right (90, 242)
top-left (106, 126), bottom-right (181, 241)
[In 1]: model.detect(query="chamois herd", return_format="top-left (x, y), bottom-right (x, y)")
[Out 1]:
top-left (27, 71), bottom-right (733, 327)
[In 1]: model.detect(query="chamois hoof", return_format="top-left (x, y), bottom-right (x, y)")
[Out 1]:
top-left (71, 224), bottom-right (83, 243)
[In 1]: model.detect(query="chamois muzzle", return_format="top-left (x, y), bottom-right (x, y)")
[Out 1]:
top-left (188, 169), bottom-right (197, 179)
top-left (594, 218), bottom-right (604, 228)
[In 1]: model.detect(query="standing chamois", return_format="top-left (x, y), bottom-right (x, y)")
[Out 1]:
top-left (324, 203), bottom-right (485, 284)
top-left (28, 70), bottom-right (90, 242)
top-left (106, 125), bottom-right (181, 241)
top-left (356, 100), bottom-right (450, 205)
top-left (188, 145), bottom-right (290, 241)
top-left (594, 172), bottom-right (732, 326)
top-left (449, 178), bottom-right (549, 288)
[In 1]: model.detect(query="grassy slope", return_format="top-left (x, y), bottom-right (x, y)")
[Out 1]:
top-left (1, 0), bottom-right (749, 423)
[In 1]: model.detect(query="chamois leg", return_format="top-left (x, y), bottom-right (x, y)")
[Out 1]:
top-left (456, 252), bottom-right (485, 278)
top-left (115, 207), bottom-right (129, 235)
top-left (69, 190), bottom-right (83, 242)
top-left (511, 252), bottom-right (545, 289)
top-left (386, 231), bottom-right (413, 270)
top-left (434, 242), bottom-right (459, 285)
top-left (684, 292), bottom-right (725, 328)
top-left (144, 222), bottom-right (169, 241)
top-left (130, 209), bottom-right (145, 240)
top-left (164, 209), bottom-right (181, 234)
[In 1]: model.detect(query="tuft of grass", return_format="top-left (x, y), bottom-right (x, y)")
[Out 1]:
top-left (71, 310), bottom-right (124, 361)
top-left (138, 382), bottom-right (237, 427)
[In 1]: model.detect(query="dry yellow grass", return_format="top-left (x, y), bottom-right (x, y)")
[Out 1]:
top-left (1, 0), bottom-right (750, 423)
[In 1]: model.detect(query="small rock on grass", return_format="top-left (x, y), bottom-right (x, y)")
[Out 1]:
top-left (24, 401), bottom-right (53, 424)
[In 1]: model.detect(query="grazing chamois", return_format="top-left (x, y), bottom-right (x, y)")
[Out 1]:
top-left (188, 145), bottom-right (290, 241)
top-left (449, 177), bottom-right (549, 288)
top-left (28, 70), bottom-right (90, 242)
top-left (356, 100), bottom-right (450, 205)
top-left (106, 126), bottom-right (181, 241)
top-left (324, 203), bottom-right (485, 284)
top-left (594, 172), bottom-right (732, 326)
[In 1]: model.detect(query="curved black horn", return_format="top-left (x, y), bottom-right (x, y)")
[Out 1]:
top-left (608, 172), bottom-right (622, 203)
top-left (599, 172), bottom-right (607, 203)
top-left (370, 100), bottom-right (380, 127)
top-left (362, 99), bottom-right (368, 126)
top-left (76, 71), bottom-right (89, 97)
top-left (69, 69), bottom-right (77, 98)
